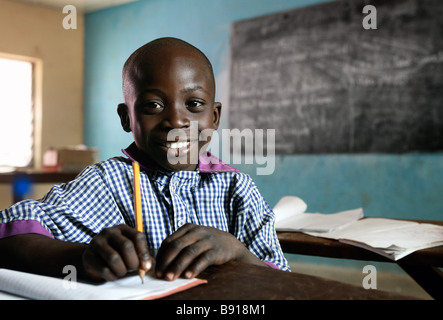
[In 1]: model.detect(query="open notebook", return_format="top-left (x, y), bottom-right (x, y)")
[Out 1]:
top-left (273, 196), bottom-right (443, 260)
top-left (311, 218), bottom-right (443, 260)
top-left (0, 268), bottom-right (206, 300)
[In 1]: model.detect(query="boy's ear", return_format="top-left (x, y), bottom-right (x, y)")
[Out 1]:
top-left (212, 102), bottom-right (222, 129)
top-left (117, 103), bottom-right (131, 132)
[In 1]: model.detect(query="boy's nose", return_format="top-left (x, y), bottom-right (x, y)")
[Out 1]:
top-left (162, 103), bottom-right (190, 129)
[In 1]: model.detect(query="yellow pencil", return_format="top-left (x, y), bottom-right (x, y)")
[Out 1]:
top-left (132, 161), bottom-right (145, 283)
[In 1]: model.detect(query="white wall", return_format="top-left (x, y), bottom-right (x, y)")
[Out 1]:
top-left (0, 0), bottom-right (84, 209)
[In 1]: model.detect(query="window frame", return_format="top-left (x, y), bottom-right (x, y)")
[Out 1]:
top-left (0, 52), bottom-right (42, 169)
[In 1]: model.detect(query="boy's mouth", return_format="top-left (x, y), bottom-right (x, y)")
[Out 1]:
top-left (161, 140), bottom-right (199, 163)
top-left (161, 140), bottom-right (199, 150)
top-left (164, 141), bottom-right (191, 149)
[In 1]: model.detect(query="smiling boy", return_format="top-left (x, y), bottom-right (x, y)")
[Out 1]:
top-left (118, 37), bottom-right (218, 172)
top-left (0, 38), bottom-right (289, 282)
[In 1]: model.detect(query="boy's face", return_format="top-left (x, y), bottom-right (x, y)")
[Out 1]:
top-left (118, 47), bottom-right (221, 171)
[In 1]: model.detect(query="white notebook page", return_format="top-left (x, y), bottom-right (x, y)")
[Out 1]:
top-left (0, 268), bottom-right (206, 300)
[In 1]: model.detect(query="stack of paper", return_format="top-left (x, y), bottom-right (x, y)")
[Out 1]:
top-left (320, 218), bottom-right (443, 260)
top-left (273, 196), bottom-right (443, 260)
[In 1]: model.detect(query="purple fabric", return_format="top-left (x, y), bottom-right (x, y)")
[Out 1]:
top-left (0, 220), bottom-right (54, 239)
top-left (198, 152), bottom-right (238, 173)
top-left (263, 260), bottom-right (280, 270)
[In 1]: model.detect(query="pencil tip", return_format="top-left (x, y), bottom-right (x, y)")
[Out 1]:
top-left (139, 268), bottom-right (146, 284)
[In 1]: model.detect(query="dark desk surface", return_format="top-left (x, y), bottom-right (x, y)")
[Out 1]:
top-left (163, 261), bottom-right (414, 300)
top-left (0, 170), bottom-right (79, 183)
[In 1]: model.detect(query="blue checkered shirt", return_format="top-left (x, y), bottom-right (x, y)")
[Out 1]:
top-left (0, 152), bottom-right (289, 271)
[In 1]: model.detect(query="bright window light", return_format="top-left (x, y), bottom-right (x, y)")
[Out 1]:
top-left (0, 57), bottom-right (34, 167)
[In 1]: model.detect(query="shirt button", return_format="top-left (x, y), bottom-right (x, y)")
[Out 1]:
top-left (177, 219), bottom-right (185, 227)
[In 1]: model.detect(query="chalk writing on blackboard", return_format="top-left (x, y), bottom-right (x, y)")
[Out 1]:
top-left (230, 0), bottom-right (443, 154)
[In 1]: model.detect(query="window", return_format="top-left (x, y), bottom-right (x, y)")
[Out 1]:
top-left (0, 56), bottom-right (34, 168)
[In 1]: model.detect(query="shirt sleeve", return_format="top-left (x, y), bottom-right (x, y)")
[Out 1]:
top-left (0, 164), bottom-right (126, 243)
top-left (231, 174), bottom-right (291, 271)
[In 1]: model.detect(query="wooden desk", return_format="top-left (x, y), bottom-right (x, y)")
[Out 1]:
top-left (277, 220), bottom-right (443, 300)
top-left (0, 170), bottom-right (79, 203)
top-left (163, 261), bottom-right (414, 300)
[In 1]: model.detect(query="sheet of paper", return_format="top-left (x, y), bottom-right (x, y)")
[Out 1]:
top-left (273, 196), bottom-right (307, 223)
top-left (339, 238), bottom-right (443, 261)
top-left (306, 218), bottom-right (443, 260)
top-left (0, 268), bottom-right (206, 300)
top-left (333, 218), bottom-right (443, 248)
top-left (0, 291), bottom-right (25, 300)
top-left (96, 273), bottom-right (207, 300)
top-left (311, 218), bottom-right (414, 239)
top-left (275, 208), bottom-right (363, 233)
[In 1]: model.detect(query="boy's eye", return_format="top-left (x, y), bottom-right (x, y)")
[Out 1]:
top-left (187, 100), bottom-right (204, 110)
top-left (140, 101), bottom-right (163, 113)
top-left (148, 102), bottom-right (163, 109)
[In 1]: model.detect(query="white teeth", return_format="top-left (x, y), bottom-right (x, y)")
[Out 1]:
top-left (165, 141), bottom-right (190, 149)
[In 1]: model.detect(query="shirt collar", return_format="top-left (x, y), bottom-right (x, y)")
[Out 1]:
top-left (122, 142), bottom-right (238, 173)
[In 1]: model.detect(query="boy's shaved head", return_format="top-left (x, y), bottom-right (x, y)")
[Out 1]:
top-left (122, 37), bottom-right (216, 104)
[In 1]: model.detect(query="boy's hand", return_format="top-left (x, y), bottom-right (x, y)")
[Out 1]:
top-left (155, 223), bottom-right (262, 281)
top-left (82, 224), bottom-right (152, 281)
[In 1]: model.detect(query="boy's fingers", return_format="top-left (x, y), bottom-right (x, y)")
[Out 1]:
top-left (82, 243), bottom-right (119, 281)
top-left (120, 226), bottom-right (152, 271)
top-left (155, 224), bottom-right (245, 280)
top-left (183, 249), bottom-right (218, 279)
top-left (156, 227), bottom-right (196, 271)
top-left (160, 240), bottom-right (210, 281)
top-left (108, 232), bottom-right (140, 272)
top-left (94, 235), bottom-right (128, 277)
top-left (156, 224), bottom-right (211, 279)
top-left (85, 225), bottom-right (152, 281)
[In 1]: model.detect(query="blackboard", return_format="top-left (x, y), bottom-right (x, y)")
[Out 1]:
top-left (229, 0), bottom-right (443, 154)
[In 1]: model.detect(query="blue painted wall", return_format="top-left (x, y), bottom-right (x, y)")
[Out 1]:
top-left (84, 0), bottom-right (442, 238)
